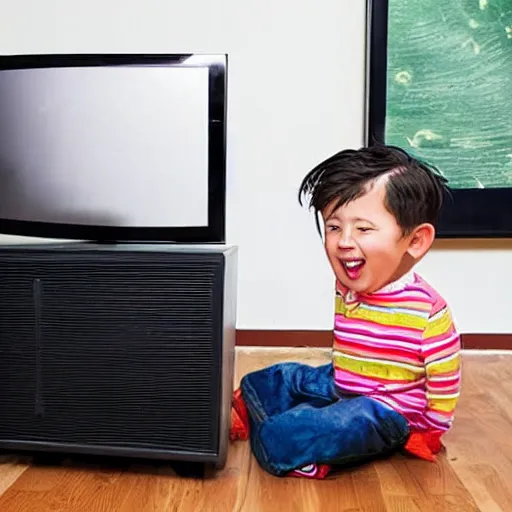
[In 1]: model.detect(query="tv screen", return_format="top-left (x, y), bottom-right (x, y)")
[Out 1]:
top-left (0, 54), bottom-right (226, 243)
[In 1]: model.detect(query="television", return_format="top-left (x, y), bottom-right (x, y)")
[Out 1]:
top-left (0, 53), bottom-right (227, 243)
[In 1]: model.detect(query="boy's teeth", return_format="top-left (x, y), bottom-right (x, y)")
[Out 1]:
top-left (344, 260), bottom-right (363, 268)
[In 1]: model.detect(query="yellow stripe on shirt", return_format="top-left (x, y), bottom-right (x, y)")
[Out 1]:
top-left (424, 307), bottom-right (453, 338)
top-left (333, 352), bottom-right (424, 381)
top-left (426, 352), bottom-right (461, 376)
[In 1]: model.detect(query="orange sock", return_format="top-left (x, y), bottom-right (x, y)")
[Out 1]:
top-left (229, 388), bottom-right (250, 441)
top-left (404, 430), bottom-right (443, 462)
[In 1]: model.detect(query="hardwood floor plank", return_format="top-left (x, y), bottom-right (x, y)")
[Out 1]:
top-left (443, 354), bottom-right (512, 512)
top-left (0, 456), bottom-right (30, 498)
top-left (374, 453), bottom-right (478, 511)
top-left (350, 464), bottom-right (388, 512)
top-left (302, 472), bottom-right (361, 512)
top-left (0, 462), bottom-right (125, 512)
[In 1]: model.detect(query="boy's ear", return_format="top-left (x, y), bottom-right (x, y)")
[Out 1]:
top-left (406, 223), bottom-right (435, 260)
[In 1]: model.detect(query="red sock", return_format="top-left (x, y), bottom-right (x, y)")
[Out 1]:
top-left (288, 463), bottom-right (331, 479)
top-left (404, 430), bottom-right (443, 462)
top-left (229, 388), bottom-right (250, 441)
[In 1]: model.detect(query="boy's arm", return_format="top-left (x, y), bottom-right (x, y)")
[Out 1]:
top-left (404, 304), bottom-right (461, 461)
top-left (421, 305), bottom-right (461, 432)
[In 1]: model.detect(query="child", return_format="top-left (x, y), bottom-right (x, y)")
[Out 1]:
top-left (230, 145), bottom-right (461, 479)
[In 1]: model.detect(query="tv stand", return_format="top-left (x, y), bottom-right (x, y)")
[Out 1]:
top-left (0, 242), bottom-right (237, 469)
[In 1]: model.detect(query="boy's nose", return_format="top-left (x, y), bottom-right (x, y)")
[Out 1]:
top-left (337, 233), bottom-right (355, 250)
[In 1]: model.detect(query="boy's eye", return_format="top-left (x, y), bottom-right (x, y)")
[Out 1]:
top-left (358, 227), bottom-right (372, 233)
top-left (326, 225), bottom-right (339, 232)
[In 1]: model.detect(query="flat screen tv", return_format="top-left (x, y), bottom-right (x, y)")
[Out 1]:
top-left (0, 53), bottom-right (227, 243)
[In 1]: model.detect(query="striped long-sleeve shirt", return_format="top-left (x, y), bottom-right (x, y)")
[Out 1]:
top-left (332, 272), bottom-right (461, 434)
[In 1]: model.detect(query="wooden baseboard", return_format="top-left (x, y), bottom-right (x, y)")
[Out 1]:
top-left (236, 330), bottom-right (512, 350)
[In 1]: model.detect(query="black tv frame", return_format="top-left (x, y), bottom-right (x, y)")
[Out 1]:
top-left (366, 1), bottom-right (512, 239)
top-left (0, 53), bottom-right (227, 243)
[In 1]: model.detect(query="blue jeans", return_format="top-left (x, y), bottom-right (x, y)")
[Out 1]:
top-left (240, 362), bottom-right (410, 476)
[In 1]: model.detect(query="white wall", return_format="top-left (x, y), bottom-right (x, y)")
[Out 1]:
top-left (1, 0), bottom-right (510, 333)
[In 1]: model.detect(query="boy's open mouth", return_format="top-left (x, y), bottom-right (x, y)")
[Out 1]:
top-left (342, 259), bottom-right (365, 280)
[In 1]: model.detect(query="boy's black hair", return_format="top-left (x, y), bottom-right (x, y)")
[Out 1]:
top-left (298, 144), bottom-right (450, 235)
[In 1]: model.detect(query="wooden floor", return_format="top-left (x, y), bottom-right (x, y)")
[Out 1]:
top-left (0, 348), bottom-right (511, 511)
